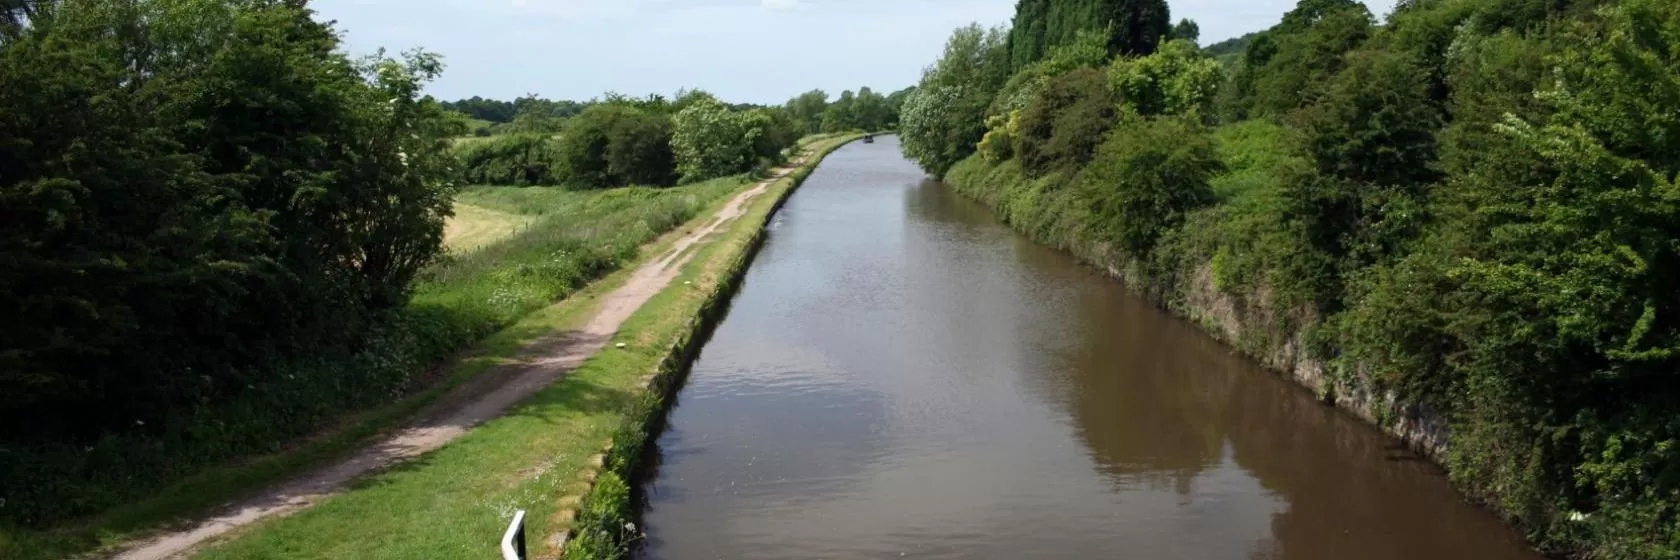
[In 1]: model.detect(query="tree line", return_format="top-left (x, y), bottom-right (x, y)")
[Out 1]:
top-left (455, 85), bottom-right (908, 188)
top-left (901, 0), bottom-right (1680, 557)
top-left (782, 86), bottom-right (914, 135)
top-left (453, 90), bottom-right (804, 188)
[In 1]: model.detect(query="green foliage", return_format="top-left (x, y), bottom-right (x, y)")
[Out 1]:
top-left (899, 24), bottom-right (1011, 177)
top-left (556, 104), bottom-right (676, 188)
top-left (785, 89), bottom-right (829, 134)
top-left (1080, 117), bottom-right (1223, 256)
top-left (819, 86), bottom-right (897, 133)
top-left (978, 111), bottom-right (1021, 161)
top-left (746, 107), bottom-right (800, 164)
top-left (671, 97), bottom-right (792, 183)
top-left (1015, 67), bottom-right (1116, 174)
top-left (1007, 0), bottom-right (1172, 70)
top-left (988, 29), bottom-right (1112, 119)
top-left (1294, 48), bottom-right (1441, 187)
top-left (441, 96), bottom-right (519, 123)
top-left (1171, 18), bottom-right (1200, 44)
top-left (458, 134), bottom-right (568, 186)
top-left (508, 95), bottom-right (589, 134)
top-left (0, 0), bottom-right (455, 526)
top-left (603, 110), bottom-right (676, 187)
top-left (1107, 38), bottom-right (1224, 118)
top-left (1221, 0), bottom-right (1373, 120)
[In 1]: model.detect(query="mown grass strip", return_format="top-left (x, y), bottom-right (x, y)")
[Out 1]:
top-left (185, 134), bottom-right (862, 560)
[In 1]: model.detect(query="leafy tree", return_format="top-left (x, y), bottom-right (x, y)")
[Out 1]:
top-left (784, 89), bottom-right (829, 134)
top-left (746, 107), bottom-right (799, 164)
top-left (1170, 18), bottom-right (1200, 44)
top-left (552, 104), bottom-right (676, 187)
top-left (672, 97), bottom-right (755, 182)
top-left (1007, 0), bottom-right (1172, 69)
top-left (603, 109), bottom-right (675, 186)
top-left (885, 86), bottom-right (917, 127)
top-left (822, 89), bottom-right (858, 132)
top-left (899, 24), bottom-right (1010, 176)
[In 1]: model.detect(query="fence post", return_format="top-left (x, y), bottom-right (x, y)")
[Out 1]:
top-left (501, 510), bottom-right (527, 560)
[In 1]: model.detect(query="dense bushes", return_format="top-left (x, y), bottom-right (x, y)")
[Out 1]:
top-left (0, 0), bottom-right (455, 525)
top-left (458, 134), bottom-right (569, 186)
top-left (912, 0), bottom-right (1680, 556)
top-left (1016, 67), bottom-right (1115, 173)
top-left (1108, 39), bottom-right (1222, 118)
top-left (559, 104), bottom-right (676, 188)
top-left (1079, 117), bottom-right (1221, 256)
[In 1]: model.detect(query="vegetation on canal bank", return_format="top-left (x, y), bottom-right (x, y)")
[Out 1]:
top-left (187, 134), bottom-right (861, 560)
top-left (903, 0), bottom-right (1680, 557)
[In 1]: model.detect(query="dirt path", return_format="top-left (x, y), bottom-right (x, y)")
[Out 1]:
top-left (111, 152), bottom-right (818, 560)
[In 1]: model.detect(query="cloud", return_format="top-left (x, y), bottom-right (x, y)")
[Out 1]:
top-left (761, 0), bottom-right (803, 9)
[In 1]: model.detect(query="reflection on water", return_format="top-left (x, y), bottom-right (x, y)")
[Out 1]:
top-left (635, 137), bottom-right (1536, 560)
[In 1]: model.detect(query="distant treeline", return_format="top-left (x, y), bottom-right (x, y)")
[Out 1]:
top-left (900, 0), bottom-right (1680, 557)
top-left (452, 86), bottom-right (911, 188)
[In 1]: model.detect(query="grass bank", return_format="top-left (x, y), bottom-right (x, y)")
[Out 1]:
top-left (181, 133), bottom-right (861, 559)
top-left (0, 171), bottom-right (754, 560)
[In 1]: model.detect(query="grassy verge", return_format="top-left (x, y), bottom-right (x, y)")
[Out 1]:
top-left (0, 173), bottom-right (753, 560)
top-left (180, 133), bottom-right (861, 559)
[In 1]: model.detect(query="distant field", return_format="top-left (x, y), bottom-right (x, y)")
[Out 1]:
top-left (442, 203), bottom-right (534, 253)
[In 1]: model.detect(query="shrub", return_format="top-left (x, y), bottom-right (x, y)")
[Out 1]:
top-left (1080, 117), bottom-right (1222, 257)
top-left (1107, 38), bottom-right (1223, 118)
top-left (603, 110), bottom-right (676, 187)
top-left (1016, 67), bottom-right (1116, 174)
top-left (457, 134), bottom-right (568, 186)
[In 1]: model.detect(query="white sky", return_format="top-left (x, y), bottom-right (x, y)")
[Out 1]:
top-left (313, 0), bottom-right (1400, 104)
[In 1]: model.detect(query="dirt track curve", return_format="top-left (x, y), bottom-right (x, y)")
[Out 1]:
top-left (111, 151), bottom-right (818, 560)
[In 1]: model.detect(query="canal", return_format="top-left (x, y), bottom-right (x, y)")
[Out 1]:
top-left (634, 137), bottom-right (1536, 559)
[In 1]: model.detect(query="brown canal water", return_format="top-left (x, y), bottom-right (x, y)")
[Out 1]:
top-left (634, 137), bottom-right (1536, 560)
